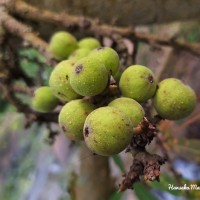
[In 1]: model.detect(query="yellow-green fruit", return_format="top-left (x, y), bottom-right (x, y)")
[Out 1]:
top-left (59, 99), bottom-right (95, 140)
top-left (119, 65), bottom-right (157, 102)
top-left (109, 97), bottom-right (145, 127)
top-left (153, 78), bottom-right (196, 120)
top-left (70, 57), bottom-right (109, 96)
top-left (89, 47), bottom-right (119, 76)
top-left (68, 48), bottom-right (91, 61)
top-left (49, 31), bottom-right (78, 60)
top-left (49, 60), bottom-right (81, 102)
top-left (78, 37), bottom-right (101, 50)
top-left (32, 86), bottom-right (59, 112)
top-left (84, 107), bottom-right (133, 156)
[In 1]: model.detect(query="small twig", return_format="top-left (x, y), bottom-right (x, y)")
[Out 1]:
top-left (134, 32), bottom-right (200, 57)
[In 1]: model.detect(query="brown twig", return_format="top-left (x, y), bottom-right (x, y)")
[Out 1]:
top-left (3, 0), bottom-right (200, 57)
top-left (11, 84), bottom-right (34, 95)
top-left (119, 150), bottom-right (166, 192)
top-left (119, 117), bottom-right (167, 191)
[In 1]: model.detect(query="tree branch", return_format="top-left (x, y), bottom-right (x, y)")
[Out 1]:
top-left (3, 0), bottom-right (200, 26)
top-left (4, 0), bottom-right (200, 58)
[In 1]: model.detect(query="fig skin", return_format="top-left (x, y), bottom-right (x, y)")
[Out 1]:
top-left (153, 78), bottom-right (196, 120)
top-left (32, 86), bottom-right (59, 113)
top-left (109, 97), bottom-right (145, 127)
top-left (49, 31), bottom-right (78, 60)
top-left (89, 47), bottom-right (120, 76)
top-left (68, 48), bottom-right (91, 61)
top-left (83, 107), bottom-right (133, 156)
top-left (49, 60), bottom-right (81, 102)
top-left (119, 65), bottom-right (157, 102)
top-left (70, 57), bottom-right (109, 96)
top-left (78, 37), bottom-right (101, 50)
top-left (59, 99), bottom-right (95, 140)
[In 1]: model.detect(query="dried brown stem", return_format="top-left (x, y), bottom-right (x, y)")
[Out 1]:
top-left (134, 32), bottom-right (200, 57)
top-left (6, 0), bottom-right (133, 37)
top-left (3, 0), bottom-right (200, 57)
top-left (119, 150), bottom-right (166, 192)
top-left (120, 117), bottom-right (167, 191)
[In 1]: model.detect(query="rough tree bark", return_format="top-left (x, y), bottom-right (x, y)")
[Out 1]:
top-left (26, 0), bottom-right (200, 26)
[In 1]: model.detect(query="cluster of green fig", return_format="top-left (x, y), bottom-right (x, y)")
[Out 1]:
top-left (32, 31), bottom-right (197, 156)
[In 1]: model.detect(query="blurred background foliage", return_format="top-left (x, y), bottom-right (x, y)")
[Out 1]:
top-left (0, 18), bottom-right (200, 200)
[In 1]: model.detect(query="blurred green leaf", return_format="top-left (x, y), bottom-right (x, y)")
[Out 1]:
top-left (0, 94), bottom-right (9, 113)
top-left (109, 191), bottom-right (122, 200)
top-left (112, 155), bottom-right (125, 172)
top-left (18, 48), bottom-right (46, 63)
top-left (19, 60), bottom-right (38, 78)
top-left (18, 48), bottom-right (52, 84)
top-left (42, 66), bottom-right (53, 85)
top-left (134, 182), bottom-right (157, 200)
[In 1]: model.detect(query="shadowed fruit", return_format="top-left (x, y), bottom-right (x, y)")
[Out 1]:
top-left (78, 37), bottom-right (101, 50)
top-left (59, 99), bottom-right (95, 140)
top-left (109, 97), bottom-right (145, 127)
top-left (49, 31), bottom-right (78, 60)
top-left (119, 65), bottom-right (157, 102)
top-left (89, 47), bottom-right (119, 76)
top-left (83, 107), bottom-right (133, 156)
top-left (69, 48), bottom-right (91, 61)
top-left (32, 86), bottom-right (59, 112)
top-left (153, 78), bottom-right (196, 120)
top-left (49, 60), bottom-right (81, 102)
top-left (70, 57), bottom-right (109, 96)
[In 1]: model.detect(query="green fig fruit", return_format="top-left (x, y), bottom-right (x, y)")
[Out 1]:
top-left (32, 86), bottom-right (59, 112)
top-left (49, 31), bottom-right (78, 60)
top-left (49, 60), bottom-right (81, 102)
top-left (78, 37), bottom-right (101, 50)
top-left (109, 97), bottom-right (145, 127)
top-left (119, 65), bottom-right (157, 102)
top-left (70, 57), bottom-right (109, 96)
top-left (84, 107), bottom-right (133, 156)
top-left (153, 78), bottom-right (196, 120)
top-left (89, 47), bottom-right (120, 76)
top-left (68, 48), bottom-right (91, 61)
top-left (59, 99), bottom-right (95, 140)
